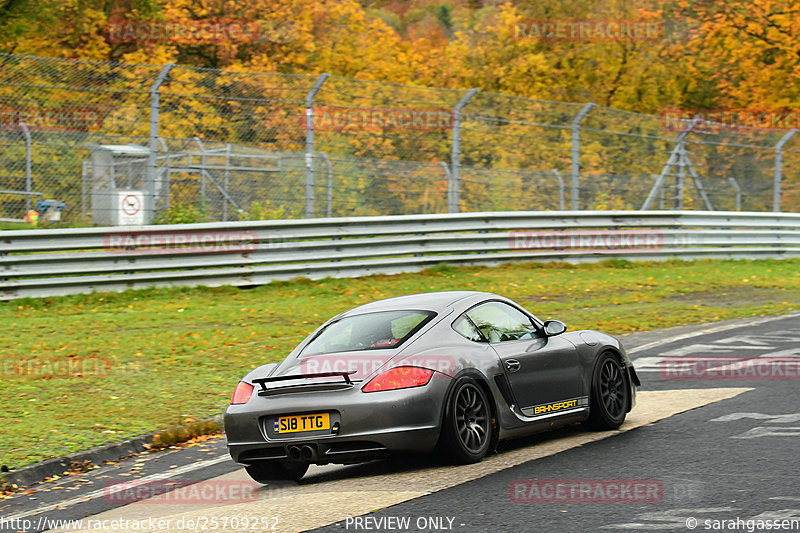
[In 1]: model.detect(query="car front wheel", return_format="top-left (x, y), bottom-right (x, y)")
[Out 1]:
top-left (586, 352), bottom-right (630, 430)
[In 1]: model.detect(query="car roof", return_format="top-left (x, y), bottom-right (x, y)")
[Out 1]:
top-left (338, 291), bottom-right (498, 316)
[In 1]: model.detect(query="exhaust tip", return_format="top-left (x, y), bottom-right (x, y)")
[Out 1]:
top-left (287, 445), bottom-right (301, 460)
top-left (300, 445), bottom-right (315, 460)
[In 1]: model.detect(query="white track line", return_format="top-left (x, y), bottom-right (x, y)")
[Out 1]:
top-left (628, 311), bottom-right (800, 355)
top-left (3, 454), bottom-right (232, 522)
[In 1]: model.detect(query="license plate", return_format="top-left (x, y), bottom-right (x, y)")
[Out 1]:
top-left (273, 413), bottom-right (330, 434)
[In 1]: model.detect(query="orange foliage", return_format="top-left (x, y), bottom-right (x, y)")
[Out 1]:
top-left (2, 0), bottom-right (799, 118)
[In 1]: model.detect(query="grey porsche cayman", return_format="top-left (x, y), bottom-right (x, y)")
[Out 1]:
top-left (224, 291), bottom-right (640, 482)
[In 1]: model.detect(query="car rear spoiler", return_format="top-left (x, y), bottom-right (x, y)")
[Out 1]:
top-left (252, 371), bottom-right (356, 394)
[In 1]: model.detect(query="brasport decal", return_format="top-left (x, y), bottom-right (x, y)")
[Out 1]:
top-left (523, 397), bottom-right (589, 417)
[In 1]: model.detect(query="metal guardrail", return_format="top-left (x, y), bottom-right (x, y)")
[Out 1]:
top-left (2, 210), bottom-right (800, 300)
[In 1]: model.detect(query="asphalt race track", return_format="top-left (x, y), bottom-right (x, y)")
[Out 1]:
top-left (2, 312), bottom-right (799, 533)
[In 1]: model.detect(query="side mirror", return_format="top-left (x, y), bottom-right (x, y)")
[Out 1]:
top-left (542, 320), bottom-right (567, 337)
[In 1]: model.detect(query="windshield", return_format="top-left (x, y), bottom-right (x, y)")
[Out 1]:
top-left (301, 310), bottom-right (436, 355)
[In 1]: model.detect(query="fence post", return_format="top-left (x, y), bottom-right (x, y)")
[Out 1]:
top-left (774, 128), bottom-right (797, 212)
top-left (551, 169), bottom-right (564, 210)
top-left (728, 177), bottom-right (742, 211)
top-left (19, 122), bottom-right (32, 213)
top-left (450, 89), bottom-right (479, 214)
top-left (676, 143), bottom-right (686, 209)
top-left (148, 63), bottom-right (175, 224)
top-left (305, 73), bottom-right (330, 219)
top-left (193, 137), bottom-right (206, 209)
top-left (81, 160), bottom-right (89, 221)
top-left (571, 103), bottom-right (595, 210)
top-left (642, 115), bottom-right (701, 210)
top-left (319, 152), bottom-right (333, 218)
top-left (159, 138), bottom-right (171, 213)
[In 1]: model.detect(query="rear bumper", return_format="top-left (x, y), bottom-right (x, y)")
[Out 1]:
top-left (224, 376), bottom-right (451, 465)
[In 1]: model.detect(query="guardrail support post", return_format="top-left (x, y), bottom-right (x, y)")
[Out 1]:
top-left (305, 73), bottom-right (330, 219)
top-left (774, 129), bottom-right (797, 212)
top-left (148, 63), bottom-right (175, 224)
top-left (450, 88), bottom-right (479, 214)
top-left (571, 102), bottom-right (595, 210)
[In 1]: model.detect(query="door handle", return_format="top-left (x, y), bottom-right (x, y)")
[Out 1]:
top-left (506, 359), bottom-right (521, 373)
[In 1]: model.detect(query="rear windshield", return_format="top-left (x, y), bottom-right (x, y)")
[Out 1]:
top-left (301, 310), bottom-right (436, 355)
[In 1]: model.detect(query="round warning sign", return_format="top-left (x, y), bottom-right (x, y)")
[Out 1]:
top-left (121, 194), bottom-right (141, 216)
top-left (117, 191), bottom-right (145, 226)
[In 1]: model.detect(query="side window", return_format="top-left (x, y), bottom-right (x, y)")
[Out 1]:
top-left (452, 315), bottom-right (485, 342)
top-left (301, 310), bottom-right (435, 355)
top-left (466, 302), bottom-right (538, 343)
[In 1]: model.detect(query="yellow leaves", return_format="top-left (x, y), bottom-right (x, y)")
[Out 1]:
top-left (673, 0), bottom-right (800, 111)
top-left (5, 0), bottom-right (796, 125)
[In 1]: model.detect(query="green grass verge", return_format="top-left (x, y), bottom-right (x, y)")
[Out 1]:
top-left (1, 258), bottom-right (799, 469)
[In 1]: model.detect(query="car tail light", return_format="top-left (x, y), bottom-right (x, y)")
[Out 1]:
top-left (362, 366), bottom-right (434, 393)
top-left (231, 382), bottom-right (255, 404)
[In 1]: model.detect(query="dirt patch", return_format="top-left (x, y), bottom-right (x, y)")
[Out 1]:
top-left (666, 286), bottom-right (800, 307)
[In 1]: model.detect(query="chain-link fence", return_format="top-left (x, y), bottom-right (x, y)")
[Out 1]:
top-left (1, 52), bottom-right (798, 225)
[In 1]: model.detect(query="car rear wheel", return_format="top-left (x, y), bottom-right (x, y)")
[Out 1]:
top-left (439, 377), bottom-right (492, 463)
top-left (586, 352), bottom-right (629, 430)
top-left (244, 461), bottom-right (308, 483)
